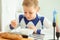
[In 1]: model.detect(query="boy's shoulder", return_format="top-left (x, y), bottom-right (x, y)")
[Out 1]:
top-left (19, 13), bottom-right (24, 23)
top-left (37, 14), bottom-right (45, 19)
top-left (19, 13), bottom-right (24, 18)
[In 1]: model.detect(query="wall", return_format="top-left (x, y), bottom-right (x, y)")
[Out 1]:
top-left (39, 0), bottom-right (60, 22)
top-left (2, 0), bottom-right (19, 31)
top-left (0, 0), bottom-right (2, 31)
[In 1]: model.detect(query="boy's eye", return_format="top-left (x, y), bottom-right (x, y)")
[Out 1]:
top-left (29, 12), bottom-right (32, 14)
top-left (24, 12), bottom-right (27, 14)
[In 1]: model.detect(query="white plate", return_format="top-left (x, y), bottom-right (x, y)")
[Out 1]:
top-left (11, 28), bottom-right (34, 36)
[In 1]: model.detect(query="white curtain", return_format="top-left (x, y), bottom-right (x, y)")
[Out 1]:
top-left (1, 0), bottom-right (23, 32)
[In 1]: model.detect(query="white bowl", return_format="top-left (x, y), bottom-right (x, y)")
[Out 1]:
top-left (19, 29), bottom-right (34, 35)
top-left (11, 28), bottom-right (34, 35)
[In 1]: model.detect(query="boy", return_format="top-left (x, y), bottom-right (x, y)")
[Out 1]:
top-left (10, 0), bottom-right (52, 34)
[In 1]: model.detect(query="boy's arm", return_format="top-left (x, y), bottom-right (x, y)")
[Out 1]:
top-left (41, 17), bottom-right (53, 34)
top-left (9, 14), bottom-right (23, 30)
top-left (43, 17), bottom-right (52, 29)
top-left (27, 25), bottom-right (41, 34)
top-left (9, 24), bottom-right (14, 30)
top-left (9, 20), bottom-right (18, 30)
top-left (36, 29), bottom-right (41, 34)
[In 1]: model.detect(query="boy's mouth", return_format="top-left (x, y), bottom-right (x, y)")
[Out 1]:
top-left (26, 17), bottom-right (33, 20)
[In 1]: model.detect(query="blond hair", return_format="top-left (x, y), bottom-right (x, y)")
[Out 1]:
top-left (22, 0), bottom-right (39, 7)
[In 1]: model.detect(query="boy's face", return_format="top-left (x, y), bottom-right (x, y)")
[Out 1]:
top-left (23, 6), bottom-right (38, 20)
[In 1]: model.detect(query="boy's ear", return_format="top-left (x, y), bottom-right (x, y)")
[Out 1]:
top-left (36, 7), bottom-right (40, 12)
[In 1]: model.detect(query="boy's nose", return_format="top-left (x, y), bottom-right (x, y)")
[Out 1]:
top-left (26, 14), bottom-right (30, 17)
top-left (27, 15), bottom-right (29, 17)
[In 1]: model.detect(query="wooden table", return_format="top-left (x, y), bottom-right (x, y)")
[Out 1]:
top-left (0, 32), bottom-right (45, 40)
top-left (0, 32), bottom-right (34, 40)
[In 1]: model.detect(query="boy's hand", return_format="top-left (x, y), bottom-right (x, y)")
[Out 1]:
top-left (27, 25), bottom-right (37, 33)
top-left (11, 20), bottom-right (17, 28)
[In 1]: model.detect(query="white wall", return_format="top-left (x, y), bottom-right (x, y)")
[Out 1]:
top-left (0, 0), bottom-right (2, 31)
top-left (1, 0), bottom-right (23, 31)
top-left (39, 0), bottom-right (60, 21)
top-left (1, 0), bottom-right (60, 31)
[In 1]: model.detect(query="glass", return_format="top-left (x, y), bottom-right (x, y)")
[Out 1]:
top-left (56, 13), bottom-right (60, 40)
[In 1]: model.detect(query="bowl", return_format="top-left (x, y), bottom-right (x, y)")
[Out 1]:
top-left (11, 28), bottom-right (34, 36)
top-left (19, 29), bottom-right (34, 35)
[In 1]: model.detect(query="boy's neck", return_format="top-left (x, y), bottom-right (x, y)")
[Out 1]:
top-left (28, 14), bottom-right (37, 21)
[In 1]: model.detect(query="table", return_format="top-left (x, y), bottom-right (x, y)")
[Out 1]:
top-left (0, 32), bottom-right (60, 40)
top-left (29, 34), bottom-right (44, 40)
top-left (0, 32), bottom-right (33, 40)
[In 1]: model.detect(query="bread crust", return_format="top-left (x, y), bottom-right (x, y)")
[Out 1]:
top-left (0, 32), bottom-right (33, 40)
top-left (0, 32), bottom-right (22, 40)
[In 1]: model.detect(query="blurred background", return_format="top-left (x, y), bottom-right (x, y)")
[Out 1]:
top-left (0, 0), bottom-right (60, 32)
top-left (0, 0), bottom-right (2, 31)
top-left (0, 0), bottom-right (60, 40)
